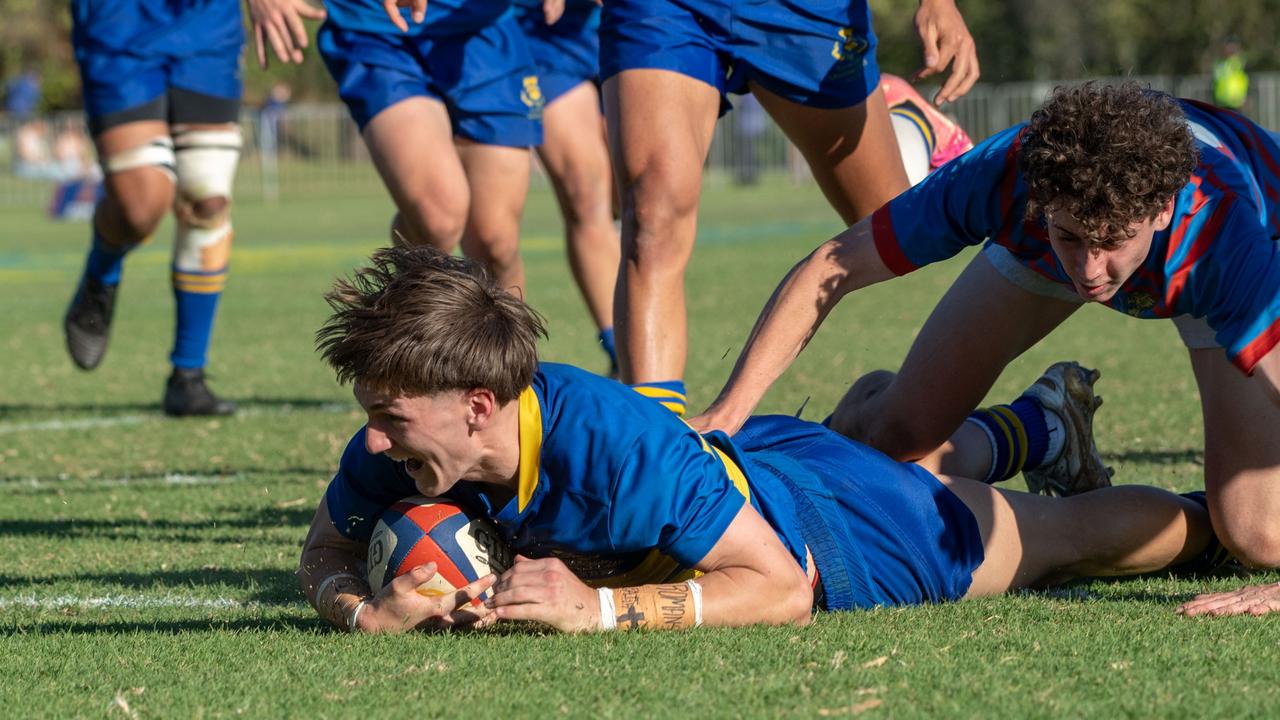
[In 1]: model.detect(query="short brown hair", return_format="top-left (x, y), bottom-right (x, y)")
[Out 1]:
top-left (316, 246), bottom-right (546, 403)
top-left (1019, 81), bottom-right (1196, 241)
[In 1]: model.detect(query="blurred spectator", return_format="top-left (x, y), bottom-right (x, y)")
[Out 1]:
top-left (1213, 36), bottom-right (1249, 111)
top-left (4, 69), bottom-right (41, 121)
top-left (259, 81), bottom-right (311, 158)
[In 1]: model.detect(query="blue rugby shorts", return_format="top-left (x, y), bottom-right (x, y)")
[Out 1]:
top-left (317, 11), bottom-right (543, 146)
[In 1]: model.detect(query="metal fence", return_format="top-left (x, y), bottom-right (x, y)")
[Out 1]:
top-left (4, 72), bottom-right (1279, 209)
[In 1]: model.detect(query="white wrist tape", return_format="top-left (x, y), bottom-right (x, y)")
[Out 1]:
top-left (348, 599), bottom-right (369, 633)
top-left (597, 587), bottom-right (617, 631)
top-left (315, 572), bottom-right (360, 603)
top-left (686, 579), bottom-right (703, 627)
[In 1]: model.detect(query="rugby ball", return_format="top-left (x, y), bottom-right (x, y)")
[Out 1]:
top-left (366, 496), bottom-right (511, 603)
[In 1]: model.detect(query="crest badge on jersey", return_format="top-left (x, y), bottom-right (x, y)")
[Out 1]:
top-left (520, 75), bottom-right (545, 119)
top-left (831, 28), bottom-right (868, 62)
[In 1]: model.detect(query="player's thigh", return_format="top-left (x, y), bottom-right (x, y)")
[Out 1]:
top-left (455, 139), bottom-right (531, 239)
top-left (855, 250), bottom-right (1080, 456)
top-left (1191, 348), bottom-right (1280, 567)
top-left (603, 68), bottom-right (719, 214)
top-left (537, 82), bottom-right (612, 219)
top-left (752, 83), bottom-right (907, 224)
top-left (362, 97), bottom-right (469, 232)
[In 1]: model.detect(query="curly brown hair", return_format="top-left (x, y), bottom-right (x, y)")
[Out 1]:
top-left (316, 246), bottom-right (546, 403)
top-left (1019, 81), bottom-right (1196, 241)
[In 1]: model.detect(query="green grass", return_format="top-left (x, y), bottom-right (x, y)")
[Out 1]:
top-left (2, 178), bottom-right (1277, 717)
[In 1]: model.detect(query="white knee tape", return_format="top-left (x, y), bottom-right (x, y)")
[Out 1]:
top-left (174, 220), bottom-right (233, 276)
top-left (173, 127), bottom-right (242, 206)
top-left (103, 137), bottom-right (177, 182)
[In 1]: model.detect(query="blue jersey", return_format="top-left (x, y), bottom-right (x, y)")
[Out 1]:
top-left (871, 99), bottom-right (1280, 374)
top-left (325, 364), bottom-right (982, 607)
top-left (324, 0), bottom-right (512, 37)
top-left (326, 363), bottom-right (810, 586)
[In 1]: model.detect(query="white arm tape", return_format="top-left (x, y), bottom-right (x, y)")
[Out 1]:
top-left (104, 137), bottom-right (176, 179)
top-left (686, 579), bottom-right (703, 627)
top-left (597, 587), bottom-right (617, 631)
top-left (348, 599), bottom-right (369, 633)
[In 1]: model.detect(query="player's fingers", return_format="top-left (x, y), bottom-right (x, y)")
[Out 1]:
top-left (384, 0), bottom-right (410, 32)
top-left (913, 22), bottom-right (941, 81)
top-left (253, 24), bottom-right (269, 69)
top-left (488, 585), bottom-right (545, 607)
top-left (491, 601), bottom-right (548, 622)
top-left (295, 0), bottom-right (326, 21)
top-left (387, 561), bottom-right (439, 596)
top-left (262, 20), bottom-right (293, 65)
top-left (544, 0), bottom-right (565, 25)
top-left (936, 40), bottom-right (977, 104)
top-left (408, 0), bottom-right (427, 24)
top-left (449, 573), bottom-right (497, 610)
top-left (284, 6), bottom-right (310, 51)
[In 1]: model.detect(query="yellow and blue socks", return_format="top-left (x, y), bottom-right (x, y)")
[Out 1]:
top-left (170, 264), bottom-right (227, 369)
top-left (964, 396), bottom-right (1065, 483)
top-left (631, 380), bottom-right (687, 417)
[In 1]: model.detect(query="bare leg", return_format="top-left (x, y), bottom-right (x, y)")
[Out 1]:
top-left (604, 69), bottom-right (720, 384)
top-left (456, 140), bottom-right (531, 295)
top-left (830, 251), bottom-right (1079, 476)
top-left (537, 81), bottom-right (618, 332)
top-left (751, 83), bottom-right (907, 225)
top-left (1193, 348), bottom-right (1280, 568)
top-left (361, 97), bottom-right (469, 250)
top-left (940, 476), bottom-right (1212, 597)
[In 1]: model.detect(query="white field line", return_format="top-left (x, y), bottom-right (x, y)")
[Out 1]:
top-left (0, 593), bottom-right (303, 610)
top-left (2, 472), bottom-right (255, 490)
top-left (0, 402), bottom-right (353, 436)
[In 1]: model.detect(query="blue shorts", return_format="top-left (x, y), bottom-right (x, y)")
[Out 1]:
top-left (516, 4), bottom-right (601, 105)
top-left (735, 416), bottom-right (983, 609)
top-left (71, 0), bottom-right (243, 130)
top-left (600, 0), bottom-right (879, 111)
top-left (317, 12), bottom-right (543, 146)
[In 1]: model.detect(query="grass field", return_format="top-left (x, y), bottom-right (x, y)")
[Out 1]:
top-left (2, 178), bottom-right (1277, 718)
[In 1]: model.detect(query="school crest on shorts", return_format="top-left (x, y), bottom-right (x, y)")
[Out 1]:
top-left (831, 27), bottom-right (868, 62)
top-left (521, 75), bottom-right (545, 119)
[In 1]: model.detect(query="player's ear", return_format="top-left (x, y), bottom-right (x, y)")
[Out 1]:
top-left (465, 387), bottom-right (498, 428)
top-left (1153, 196), bottom-right (1176, 231)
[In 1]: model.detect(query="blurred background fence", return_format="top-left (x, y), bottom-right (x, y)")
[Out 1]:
top-left (3, 72), bottom-right (1276, 210)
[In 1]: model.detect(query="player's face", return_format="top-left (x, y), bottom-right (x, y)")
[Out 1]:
top-left (1046, 208), bottom-right (1171, 303)
top-left (355, 384), bottom-right (476, 497)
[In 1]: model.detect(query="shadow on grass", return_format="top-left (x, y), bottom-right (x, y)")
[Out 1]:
top-left (0, 503), bottom-right (317, 543)
top-left (5, 615), bottom-right (327, 636)
top-left (1, 566), bottom-right (302, 603)
top-left (0, 396), bottom-right (353, 420)
top-left (1105, 448), bottom-right (1203, 466)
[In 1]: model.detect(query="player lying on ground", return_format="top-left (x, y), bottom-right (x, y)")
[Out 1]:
top-left (297, 246), bottom-right (1223, 633)
top-left (690, 81), bottom-right (1280, 616)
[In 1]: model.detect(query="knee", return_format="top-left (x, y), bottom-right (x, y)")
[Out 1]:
top-left (829, 371), bottom-right (948, 461)
top-left (1219, 522), bottom-right (1280, 569)
top-left (398, 196), bottom-right (468, 247)
top-left (107, 193), bottom-right (170, 241)
top-left (620, 170), bottom-right (699, 251)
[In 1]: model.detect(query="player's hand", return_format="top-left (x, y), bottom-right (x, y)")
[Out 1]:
top-left (687, 403), bottom-right (748, 437)
top-left (1176, 581), bottom-right (1280, 617)
top-left (356, 562), bottom-right (496, 633)
top-left (383, 0), bottom-right (427, 33)
top-left (246, 0), bottom-right (326, 69)
top-left (542, 0), bottom-right (565, 25)
top-left (911, 0), bottom-right (979, 105)
top-left (486, 555), bottom-right (600, 632)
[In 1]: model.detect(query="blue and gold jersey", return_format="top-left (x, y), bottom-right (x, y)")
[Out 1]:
top-left (324, 0), bottom-right (512, 37)
top-left (325, 363), bottom-right (812, 587)
top-left (870, 99), bottom-right (1280, 374)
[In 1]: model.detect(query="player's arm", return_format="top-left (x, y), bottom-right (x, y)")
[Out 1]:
top-left (299, 495), bottom-right (496, 632)
top-left (244, 0), bottom-right (326, 69)
top-left (690, 218), bottom-right (894, 435)
top-left (912, 0), bottom-right (979, 104)
top-left (485, 502), bottom-right (813, 632)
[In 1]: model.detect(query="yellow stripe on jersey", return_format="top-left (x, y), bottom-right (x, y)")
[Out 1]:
top-left (516, 386), bottom-right (543, 512)
top-left (583, 550), bottom-right (701, 589)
